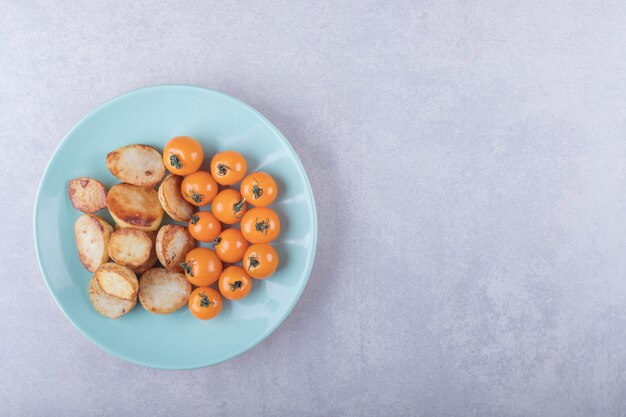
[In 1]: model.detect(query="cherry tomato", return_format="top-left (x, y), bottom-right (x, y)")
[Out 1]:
top-left (213, 228), bottom-right (249, 263)
top-left (189, 287), bottom-right (222, 320)
top-left (188, 211), bottom-right (222, 242)
top-left (243, 243), bottom-right (279, 279)
top-left (211, 188), bottom-right (247, 224)
top-left (218, 266), bottom-right (253, 300)
top-left (210, 151), bottom-right (247, 185)
top-left (180, 247), bottom-right (222, 286)
top-left (240, 207), bottom-right (280, 243)
top-left (181, 171), bottom-right (218, 206)
top-left (163, 136), bottom-right (204, 176)
top-left (240, 172), bottom-right (278, 207)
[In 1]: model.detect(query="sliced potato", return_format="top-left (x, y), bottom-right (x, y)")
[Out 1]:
top-left (108, 228), bottom-right (156, 272)
top-left (107, 183), bottom-right (164, 231)
top-left (89, 276), bottom-right (136, 319)
top-left (155, 225), bottom-right (196, 273)
top-left (106, 144), bottom-right (165, 188)
top-left (68, 177), bottom-right (107, 213)
top-left (95, 262), bottom-right (139, 300)
top-left (74, 214), bottom-right (114, 272)
top-left (158, 174), bottom-right (194, 222)
top-left (138, 268), bottom-right (191, 314)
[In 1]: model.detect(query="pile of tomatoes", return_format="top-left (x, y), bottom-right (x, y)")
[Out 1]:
top-left (163, 136), bottom-right (281, 320)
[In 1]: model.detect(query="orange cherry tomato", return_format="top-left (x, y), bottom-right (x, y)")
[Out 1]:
top-left (188, 211), bottom-right (222, 242)
top-left (240, 172), bottom-right (278, 207)
top-left (189, 287), bottom-right (222, 320)
top-left (213, 228), bottom-right (249, 263)
top-left (243, 243), bottom-right (279, 279)
top-left (180, 247), bottom-right (222, 286)
top-left (211, 188), bottom-right (247, 224)
top-left (240, 207), bottom-right (280, 243)
top-left (181, 171), bottom-right (218, 206)
top-left (163, 136), bottom-right (204, 176)
top-left (210, 151), bottom-right (247, 185)
top-left (218, 266), bottom-right (253, 300)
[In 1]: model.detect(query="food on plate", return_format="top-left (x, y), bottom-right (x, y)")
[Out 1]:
top-left (158, 174), bottom-right (194, 222)
top-left (210, 150), bottom-right (247, 185)
top-left (180, 247), bottom-right (222, 286)
top-left (218, 266), bottom-right (253, 300)
top-left (243, 243), bottom-right (279, 279)
top-left (188, 287), bottom-right (222, 320)
top-left (106, 144), bottom-right (165, 188)
top-left (163, 136), bottom-right (204, 176)
top-left (108, 228), bottom-right (157, 273)
top-left (240, 172), bottom-right (277, 207)
top-left (155, 225), bottom-right (196, 273)
top-left (69, 138), bottom-right (284, 321)
top-left (68, 177), bottom-right (108, 213)
top-left (74, 214), bottom-right (114, 272)
top-left (240, 207), bottom-right (281, 243)
top-left (107, 183), bottom-right (164, 231)
top-left (211, 188), bottom-right (247, 224)
top-left (138, 267), bottom-right (191, 314)
top-left (89, 276), bottom-right (136, 319)
top-left (212, 228), bottom-right (249, 263)
top-left (180, 171), bottom-right (218, 206)
top-left (95, 262), bottom-right (139, 300)
top-left (188, 211), bottom-right (222, 242)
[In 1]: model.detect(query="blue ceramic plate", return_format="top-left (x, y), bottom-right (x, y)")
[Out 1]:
top-left (34, 85), bottom-right (317, 369)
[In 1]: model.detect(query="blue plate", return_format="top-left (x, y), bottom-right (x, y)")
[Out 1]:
top-left (34, 85), bottom-right (317, 369)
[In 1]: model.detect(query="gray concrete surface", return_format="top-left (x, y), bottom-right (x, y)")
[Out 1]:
top-left (2, 1), bottom-right (626, 416)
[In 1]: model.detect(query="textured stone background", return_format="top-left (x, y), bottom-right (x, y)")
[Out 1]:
top-left (2, 1), bottom-right (626, 416)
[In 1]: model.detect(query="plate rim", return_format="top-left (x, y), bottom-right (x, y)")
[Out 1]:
top-left (33, 84), bottom-right (318, 369)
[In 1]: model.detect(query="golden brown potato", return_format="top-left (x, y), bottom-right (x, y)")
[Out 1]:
top-left (107, 183), bottom-right (164, 231)
top-left (138, 268), bottom-right (191, 314)
top-left (68, 177), bottom-right (107, 213)
top-left (95, 262), bottom-right (139, 301)
top-left (106, 144), bottom-right (165, 188)
top-left (107, 228), bottom-right (157, 274)
top-left (155, 225), bottom-right (196, 273)
top-left (74, 214), bottom-right (114, 272)
top-left (158, 174), bottom-right (194, 222)
top-left (89, 276), bottom-right (136, 319)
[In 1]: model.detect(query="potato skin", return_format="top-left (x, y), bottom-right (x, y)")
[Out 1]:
top-left (68, 177), bottom-right (107, 213)
top-left (74, 214), bottom-right (114, 272)
top-left (106, 144), bottom-right (165, 188)
top-left (107, 183), bottom-right (164, 231)
top-left (158, 174), bottom-right (194, 222)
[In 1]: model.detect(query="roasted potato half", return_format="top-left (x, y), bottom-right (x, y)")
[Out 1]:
top-left (74, 214), bottom-right (114, 272)
top-left (138, 268), bottom-right (191, 314)
top-left (155, 225), bottom-right (196, 273)
top-left (108, 228), bottom-right (158, 273)
top-left (95, 262), bottom-right (139, 301)
top-left (158, 174), bottom-right (194, 222)
top-left (68, 177), bottom-right (107, 213)
top-left (106, 144), bottom-right (165, 188)
top-left (107, 183), bottom-right (164, 231)
top-left (89, 276), bottom-right (136, 319)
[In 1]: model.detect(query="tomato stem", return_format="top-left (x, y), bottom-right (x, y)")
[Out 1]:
top-left (199, 291), bottom-right (214, 308)
top-left (233, 198), bottom-right (246, 217)
top-left (185, 189), bottom-right (204, 204)
top-left (229, 280), bottom-right (243, 291)
top-left (169, 153), bottom-right (183, 169)
top-left (252, 178), bottom-right (263, 200)
top-left (216, 163), bottom-right (232, 176)
top-left (255, 217), bottom-right (270, 235)
top-left (190, 215), bottom-right (199, 225)
top-left (180, 261), bottom-right (194, 276)
top-left (248, 255), bottom-right (260, 270)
